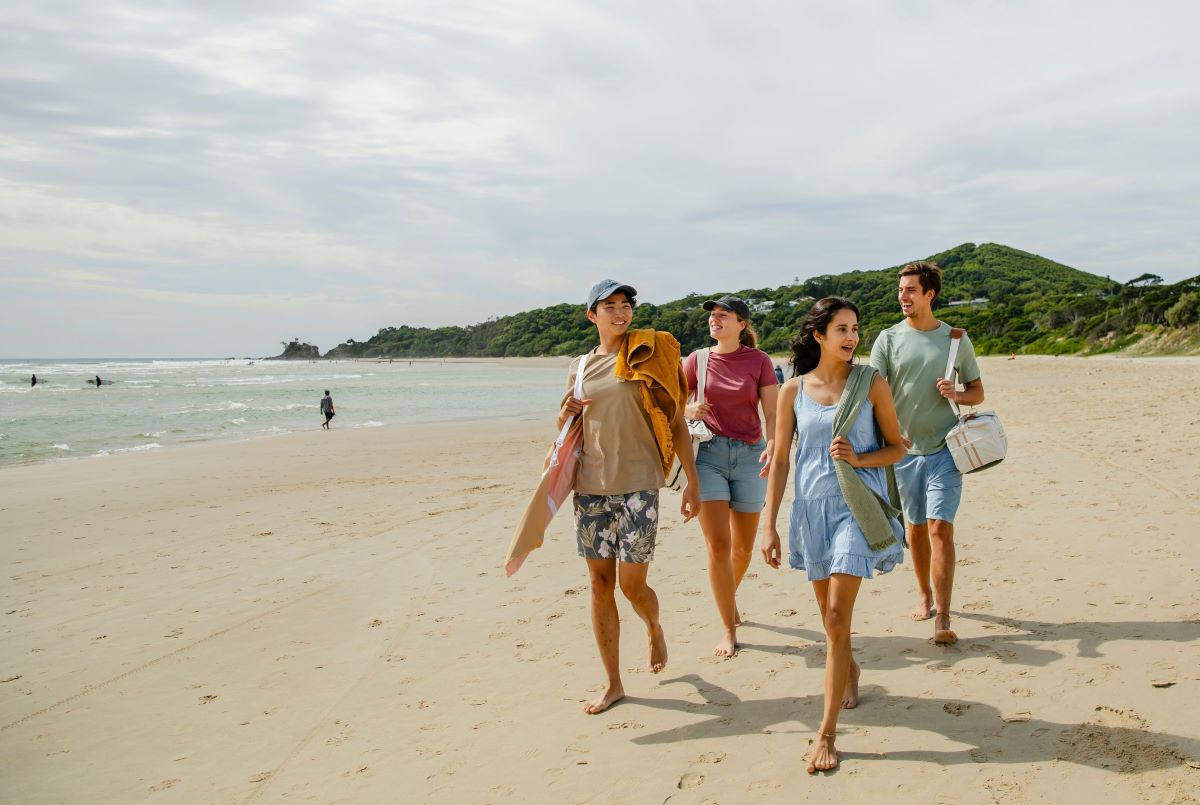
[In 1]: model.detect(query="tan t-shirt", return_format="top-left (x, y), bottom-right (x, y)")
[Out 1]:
top-left (566, 352), bottom-right (665, 495)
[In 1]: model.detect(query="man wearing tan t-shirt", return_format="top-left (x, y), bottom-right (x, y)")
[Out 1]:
top-left (559, 279), bottom-right (700, 715)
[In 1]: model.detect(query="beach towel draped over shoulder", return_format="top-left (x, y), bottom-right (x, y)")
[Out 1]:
top-left (614, 329), bottom-right (687, 477)
top-left (832, 364), bottom-right (903, 552)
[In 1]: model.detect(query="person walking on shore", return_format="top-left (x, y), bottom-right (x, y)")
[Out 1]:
top-left (320, 390), bottom-right (335, 429)
top-left (869, 261), bottom-right (985, 645)
top-left (31, 374), bottom-right (38, 387)
top-left (559, 279), bottom-right (700, 714)
top-left (761, 297), bottom-right (906, 773)
top-left (683, 295), bottom-right (778, 657)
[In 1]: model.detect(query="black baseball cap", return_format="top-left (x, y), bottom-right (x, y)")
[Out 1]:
top-left (702, 295), bottom-right (751, 319)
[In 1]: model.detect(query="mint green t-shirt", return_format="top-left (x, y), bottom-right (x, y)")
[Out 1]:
top-left (869, 321), bottom-right (981, 456)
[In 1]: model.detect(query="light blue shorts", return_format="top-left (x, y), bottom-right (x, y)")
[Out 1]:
top-left (895, 445), bottom-right (963, 525)
top-left (695, 435), bottom-right (767, 513)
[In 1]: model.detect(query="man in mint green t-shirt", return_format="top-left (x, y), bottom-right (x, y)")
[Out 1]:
top-left (869, 261), bottom-right (985, 646)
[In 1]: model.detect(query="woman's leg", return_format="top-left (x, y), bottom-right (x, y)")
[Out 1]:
top-left (808, 573), bottom-right (863, 772)
top-left (729, 510), bottom-right (761, 593)
top-left (698, 500), bottom-right (739, 656)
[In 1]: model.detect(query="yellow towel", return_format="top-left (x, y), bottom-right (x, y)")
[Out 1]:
top-left (614, 329), bottom-right (687, 476)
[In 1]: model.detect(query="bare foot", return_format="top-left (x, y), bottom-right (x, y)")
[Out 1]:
top-left (806, 732), bottom-right (838, 773)
top-left (713, 629), bottom-right (737, 658)
top-left (648, 623), bottom-right (668, 673)
top-left (932, 612), bottom-right (958, 645)
top-left (910, 594), bottom-right (935, 621)
top-left (582, 684), bottom-right (625, 715)
top-left (841, 660), bottom-right (860, 709)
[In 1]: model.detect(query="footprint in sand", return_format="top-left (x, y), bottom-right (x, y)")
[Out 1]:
top-left (677, 772), bottom-right (705, 789)
top-left (943, 702), bottom-right (970, 717)
top-left (148, 779), bottom-right (181, 792)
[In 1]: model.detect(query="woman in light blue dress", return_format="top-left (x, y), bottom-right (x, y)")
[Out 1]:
top-left (760, 297), bottom-right (906, 774)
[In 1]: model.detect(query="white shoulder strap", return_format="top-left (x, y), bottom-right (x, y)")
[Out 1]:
top-left (574, 352), bottom-right (589, 399)
top-left (944, 327), bottom-right (964, 417)
top-left (696, 348), bottom-right (710, 405)
top-left (557, 352), bottom-right (590, 445)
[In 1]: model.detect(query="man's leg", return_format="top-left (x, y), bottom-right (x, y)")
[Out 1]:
top-left (928, 519), bottom-right (957, 644)
top-left (618, 561), bottom-right (667, 673)
top-left (584, 557), bottom-right (625, 713)
top-left (926, 447), bottom-right (964, 644)
top-left (895, 454), bottom-right (934, 620)
top-left (907, 522), bottom-right (934, 620)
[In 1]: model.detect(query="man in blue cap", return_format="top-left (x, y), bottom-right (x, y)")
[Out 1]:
top-left (558, 279), bottom-right (699, 713)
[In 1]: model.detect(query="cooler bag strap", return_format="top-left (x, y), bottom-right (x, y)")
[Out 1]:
top-left (944, 327), bottom-right (965, 418)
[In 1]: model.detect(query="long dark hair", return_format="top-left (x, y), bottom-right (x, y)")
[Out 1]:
top-left (789, 297), bottom-right (860, 377)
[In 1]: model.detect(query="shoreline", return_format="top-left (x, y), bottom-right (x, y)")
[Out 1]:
top-left (6, 353), bottom-right (1199, 471)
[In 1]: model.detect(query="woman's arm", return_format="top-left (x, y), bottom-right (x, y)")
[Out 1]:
top-left (830, 375), bottom-right (906, 468)
top-left (760, 379), bottom-right (797, 568)
top-left (756, 381), bottom-right (780, 478)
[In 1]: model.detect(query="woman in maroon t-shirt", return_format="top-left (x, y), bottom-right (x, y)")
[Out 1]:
top-left (683, 295), bottom-right (779, 657)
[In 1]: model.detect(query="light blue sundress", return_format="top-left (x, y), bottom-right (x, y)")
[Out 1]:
top-left (788, 380), bottom-right (905, 580)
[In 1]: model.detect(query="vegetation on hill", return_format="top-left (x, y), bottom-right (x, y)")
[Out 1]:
top-left (322, 244), bottom-right (1199, 359)
top-left (270, 339), bottom-right (321, 360)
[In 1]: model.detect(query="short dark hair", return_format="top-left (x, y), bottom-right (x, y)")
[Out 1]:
top-left (898, 261), bottom-right (943, 300)
top-left (324, 390), bottom-right (330, 395)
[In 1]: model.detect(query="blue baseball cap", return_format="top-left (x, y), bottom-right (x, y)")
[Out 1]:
top-left (586, 279), bottom-right (637, 310)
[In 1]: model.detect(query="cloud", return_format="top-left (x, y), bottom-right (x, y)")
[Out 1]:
top-left (1, 0), bottom-right (1198, 356)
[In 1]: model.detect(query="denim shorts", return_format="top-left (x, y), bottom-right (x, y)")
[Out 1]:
top-left (895, 445), bottom-right (963, 525)
top-left (573, 490), bottom-right (659, 564)
top-left (695, 435), bottom-right (768, 513)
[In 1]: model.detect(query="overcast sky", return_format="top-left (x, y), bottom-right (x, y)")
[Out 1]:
top-left (3, 1), bottom-right (1197, 357)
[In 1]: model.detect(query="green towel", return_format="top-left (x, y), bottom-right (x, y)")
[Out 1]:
top-left (831, 364), bottom-right (903, 552)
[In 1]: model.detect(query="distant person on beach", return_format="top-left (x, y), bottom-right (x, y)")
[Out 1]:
top-left (95, 375), bottom-right (102, 387)
top-left (760, 297), bottom-right (906, 773)
top-left (774, 364), bottom-right (785, 384)
top-left (683, 295), bottom-right (778, 657)
top-left (320, 390), bottom-right (335, 429)
top-left (559, 279), bottom-right (700, 714)
top-left (869, 261), bottom-right (985, 645)
top-left (31, 374), bottom-right (38, 387)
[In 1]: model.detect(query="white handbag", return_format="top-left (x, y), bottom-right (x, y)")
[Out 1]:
top-left (666, 348), bottom-right (713, 491)
top-left (943, 328), bottom-right (1007, 474)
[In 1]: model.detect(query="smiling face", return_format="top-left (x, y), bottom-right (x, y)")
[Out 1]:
top-left (814, 307), bottom-right (860, 362)
top-left (708, 305), bottom-right (746, 341)
top-left (587, 291), bottom-right (634, 337)
top-left (898, 274), bottom-right (935, 319)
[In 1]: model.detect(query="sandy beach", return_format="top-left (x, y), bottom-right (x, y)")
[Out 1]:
top-left (2, 355), bottom-right (1197, 803)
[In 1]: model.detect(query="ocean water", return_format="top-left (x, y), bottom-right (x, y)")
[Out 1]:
top-left (1, 358), bottom-right (567, 467)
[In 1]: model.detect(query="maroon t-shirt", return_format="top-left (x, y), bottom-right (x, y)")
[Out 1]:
top-left (683, 346), bottom-right (777, 443)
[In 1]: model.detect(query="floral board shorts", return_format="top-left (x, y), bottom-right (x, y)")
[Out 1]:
top-left (573, 490), bottom-right (659, 564)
